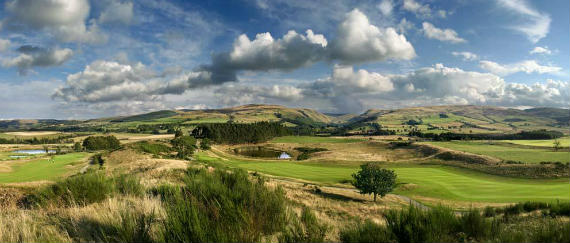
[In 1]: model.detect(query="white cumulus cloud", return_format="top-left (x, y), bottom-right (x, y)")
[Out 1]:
top-left (529, 46), bottom-right (551, 55)
top-left (3, 0), bottom-right (107, 44)
top-left (422, 22), bottom-right (466, 43)
top-left (452, 51), bottom-right (478, 61)
top-left (328, 9), bottom-right (416, 64)
top-left (479, 60), bottom-right (562, 76)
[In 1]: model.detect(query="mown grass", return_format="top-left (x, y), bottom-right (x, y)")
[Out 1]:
top-left (197, 153), bottom-right (569, 203)
top-left (271, 136), bottom-right (364, 144)
top-left (0, 153), bottom-right (89, 183)
top-left (501, 137), bottom-right (570, 148)
top-left (425, 141), bottom-right (570, 163)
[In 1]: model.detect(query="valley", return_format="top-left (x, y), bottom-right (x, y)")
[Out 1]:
top-left (0, 104), bottom-right (568, 242)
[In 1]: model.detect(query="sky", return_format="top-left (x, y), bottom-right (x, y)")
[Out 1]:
top-left (0, 0), bottom-right (568, 119)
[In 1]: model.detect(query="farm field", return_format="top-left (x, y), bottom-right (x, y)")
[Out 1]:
top-left (424, 141), bottom-right (570, 163)
top-left (0, 152), bottom-right (89, 183)
top-left (197, 150), bottom-right (569, 204)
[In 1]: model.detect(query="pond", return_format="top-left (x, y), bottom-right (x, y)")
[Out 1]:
top-left (233, 146), bottom-right (287, 158)
top-left (12, 149), bottom-right (56, 154)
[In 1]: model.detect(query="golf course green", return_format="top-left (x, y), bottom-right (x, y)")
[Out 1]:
top-left (0, 152), bottom-right (89, 183)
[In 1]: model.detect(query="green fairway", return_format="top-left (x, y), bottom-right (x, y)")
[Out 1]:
top-left (393, 167), bottom-right (569, 203)
top-left (271, 136), bottom-right (364, 144)
top-left (425, 141), bottom-right (569, 163)
top-left (0, 153), bottom-right (89, 183)
top-left (501, 137), bottom-right (570, 148)
top-left (198, 152), bottom-right (569, 203)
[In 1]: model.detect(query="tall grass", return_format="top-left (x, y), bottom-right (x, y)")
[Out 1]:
top-left (20, 172), bottom-right (143, 208)
top-left (156, 167), bottom-right (289, 242)
top-left (279, 207), bottom-right (329, 243)
top-left (339, 205), bottom-right (570, 243)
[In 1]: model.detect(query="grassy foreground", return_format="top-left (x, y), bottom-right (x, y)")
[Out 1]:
top-left (0, 153), bottom-right (88, 183)
top-left (197, 153), bottom-right (569, 203)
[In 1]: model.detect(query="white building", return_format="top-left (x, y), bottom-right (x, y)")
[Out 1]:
top-left (278, 152), bottom-right (291, 159)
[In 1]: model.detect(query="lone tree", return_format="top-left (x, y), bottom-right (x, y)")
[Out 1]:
top-left (352, 163), bottom-right (397, 202)
top-left (200, 138), bottom-right (211, 150)
top-left (171, 135), bottom-right (196, 159)
top-left (553, 139), bottom-right (561, 151)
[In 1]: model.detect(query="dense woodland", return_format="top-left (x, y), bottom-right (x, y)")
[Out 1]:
top-left (409, 129), bottom-right (564, 141)
top-left (191, 122), bottom-right (290, 144)
top-left (0, 135), bottom-right (74, 144)
top-left (82, 136), bottom-right (121, 151)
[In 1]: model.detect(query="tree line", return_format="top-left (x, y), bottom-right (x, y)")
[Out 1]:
top-left (409, 129), bottom-right (564, 141)
top-left (0, 135), bottom-right (74, 144)
top-left (82, 136), bottom-right (121, 151)
top-left (191, 122), bottom-right (290, 144)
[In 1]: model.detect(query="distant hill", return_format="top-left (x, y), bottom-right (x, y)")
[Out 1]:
top-left (1, 104), bottom-right (568, 134)
top-left (347, 105), bottom-right (569, 134)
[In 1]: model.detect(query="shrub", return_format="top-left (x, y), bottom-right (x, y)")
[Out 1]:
top-left (82, 135), bottom-right (121, 151)
top-left (297, 152), bottom-right (311, 160)
top-left (22, 172), bottom-right (115, 208)
top-left (200, 138), bottom-right (211, 150)
top-left (137, 141), bottom-right (172, 155)
top-left (21, 172), bottom-right (144, 208)
top-left (158, 168), bottom-right (288, 242)
top-left (484, 206), bottom-right (496, 217)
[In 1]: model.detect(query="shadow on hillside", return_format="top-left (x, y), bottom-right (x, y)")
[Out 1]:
top-left (308, 189), bottom-right (365, 202)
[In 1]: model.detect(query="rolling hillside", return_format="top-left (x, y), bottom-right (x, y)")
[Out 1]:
top-left (1, 104), bottom-right (567, 134)
top-left (348, 105), bottom-right (569, 134)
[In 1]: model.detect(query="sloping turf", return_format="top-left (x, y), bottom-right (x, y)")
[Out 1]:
top-left (0, 153), bottom-right (88, 183)
top-left (197, 153), bottom-right (569, 203)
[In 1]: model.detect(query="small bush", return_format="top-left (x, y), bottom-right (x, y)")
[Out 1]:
top-left (297, 152), bottom-right (311, 160)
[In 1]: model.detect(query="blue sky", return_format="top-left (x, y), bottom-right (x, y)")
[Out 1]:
top-left (0, 0), bottom-right (568, 119)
